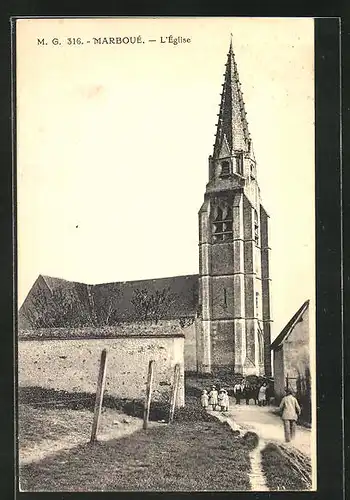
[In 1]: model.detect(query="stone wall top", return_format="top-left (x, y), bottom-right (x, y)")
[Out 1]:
top-left (18, 320), bottom-right (186, 341)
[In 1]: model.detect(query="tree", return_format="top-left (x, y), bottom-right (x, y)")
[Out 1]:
top-left (131, 287), bottom-right (177, 324)
top-left (95, 295), bottom-right (122, 326)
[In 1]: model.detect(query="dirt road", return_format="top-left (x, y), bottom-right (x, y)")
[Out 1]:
top-left (226, 401), bottom-right (312, 458)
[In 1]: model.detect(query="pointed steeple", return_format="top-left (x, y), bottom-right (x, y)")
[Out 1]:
top-left (213, 37), bottom-right (251, 159)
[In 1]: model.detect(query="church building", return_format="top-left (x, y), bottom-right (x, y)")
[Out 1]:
top-left (18, 41), bottom-right (272, 378)
top-left (197, 40), bottom-right (271, 376)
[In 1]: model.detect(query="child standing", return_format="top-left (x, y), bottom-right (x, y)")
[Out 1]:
top-left (208, 386), bottom-right (218, 411)
top-left (223, 389), bottom-right (230, 411)
top-left (200, 389), bottom-right (209, 409)
top-left (218, 389), bottom-right (229, 412)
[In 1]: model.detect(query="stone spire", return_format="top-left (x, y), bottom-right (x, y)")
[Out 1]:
top-left (213, 37), bottom-right (252, 159)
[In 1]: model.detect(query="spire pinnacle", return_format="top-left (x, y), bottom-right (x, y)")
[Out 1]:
top-left (213, 39), bottom-right (251, 159)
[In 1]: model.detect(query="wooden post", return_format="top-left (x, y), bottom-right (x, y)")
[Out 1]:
top-left (168, 364), bottom-right (180, 424)
top-left (90, 349), bottom-right (108, 443)
top-left (143, 360), bottom-right (155, 430)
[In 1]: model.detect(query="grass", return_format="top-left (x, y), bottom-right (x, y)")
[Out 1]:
top-left (260, 443), bottom-right (309, 491)
top-left (18, 403), bottom-right (127, 451)
top-left (18, 385), bottom-right (215, 426)
top-left (19, 404), bottom-right (252, 491)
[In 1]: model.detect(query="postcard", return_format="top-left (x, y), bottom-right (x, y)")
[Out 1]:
top-left (16, 17), bottom-right (316, 492)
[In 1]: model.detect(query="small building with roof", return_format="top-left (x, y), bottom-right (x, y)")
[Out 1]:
top-left (270, 300), bottom-right (310, 400)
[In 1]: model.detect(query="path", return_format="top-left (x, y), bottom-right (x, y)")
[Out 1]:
top-left (226, 400), bottom-right (311, 458)
top-left (208, 408), bottom-right (268, 491)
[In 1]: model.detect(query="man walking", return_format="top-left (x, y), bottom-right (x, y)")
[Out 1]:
top-left (279, 387), bottom-right (301, 442)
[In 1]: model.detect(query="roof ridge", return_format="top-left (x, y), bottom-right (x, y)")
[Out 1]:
top-left (39, 274), bottom-right (91, 287)
top-left (270, 299), bottom-right (310, 350)
top-left (92, 273), bottom-right (199, 287)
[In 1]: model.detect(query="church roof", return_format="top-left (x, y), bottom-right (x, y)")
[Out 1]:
top-left (213, 37), bottom-right (252, 159)
top-left (18, 273), bottom-right (199, 329)
top-left (270, 300), bottom-right (310, 350)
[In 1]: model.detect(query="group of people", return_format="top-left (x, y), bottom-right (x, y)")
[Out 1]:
top-left (200, 386), bottom-right (229, 412)
top-left (199, 381), bottom-right (302, 444)
top-left (233, 379), bottom-right (271, 406)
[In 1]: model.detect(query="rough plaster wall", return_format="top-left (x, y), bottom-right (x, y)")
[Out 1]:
top-left (283, 308), bottom-right (310, 380)
top-left (19, 321), bottom-right (185, 340)
top-left (273, 307), bottom-right (310, 398)
top-left (273, 348), bottom-right (285, 398)
top-left (183, 322), bottom-right (197, 372)
top-left (18, 336), bottom-right (185, 406)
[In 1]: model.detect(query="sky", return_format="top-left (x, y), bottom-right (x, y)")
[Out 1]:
top-left (16, 17), bottom-right (315, 339)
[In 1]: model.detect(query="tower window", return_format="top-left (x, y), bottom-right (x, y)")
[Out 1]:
top-left (215, 207), bottom-right (223, 221)
top-left (236, 152), bottom-right (244, 175)
top-left (212, 203), bottom-right (233, 243)
top-left (213, 233), bottom-right (224, 243)
top-left (258, 326), bottom-right (264, 364)
top-left (220, 161), bottom-right (230, 178)
top-left (223, 288), bottom-right (227, 308)
top-left (254, 210), bottom-right (259, 244)
top-left (250, 163), bottom-right (255, 179)
top-left (255, 292), bottom-right (260, 312)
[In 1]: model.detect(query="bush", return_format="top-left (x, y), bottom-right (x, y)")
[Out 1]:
top-left (241, 431), bottom-right (259, 450)
top-left (174, 405), bottom-right (217, 423)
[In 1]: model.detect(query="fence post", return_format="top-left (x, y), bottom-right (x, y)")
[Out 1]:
top-left (169, 364), bottom-right (181, 424)
top-left (90, 349), bottom-right (108, 443)
top-left (143, 360), bottom-right (155, 430)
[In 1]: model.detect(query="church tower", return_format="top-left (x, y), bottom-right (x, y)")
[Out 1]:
top-left (197, 39), bottom-right (272, 376)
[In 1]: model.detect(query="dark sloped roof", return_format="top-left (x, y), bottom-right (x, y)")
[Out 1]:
top-left (270, 299), bottom-right (310, 350)
top-left (41, 275), bottom-right (79, 290)
top-left (18, 274), bottom-right (94, 330)
top-left (18, 273), bottom-right (199, 329)
top-left (91, 274), bottom-right (199, 322)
